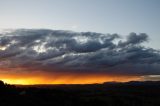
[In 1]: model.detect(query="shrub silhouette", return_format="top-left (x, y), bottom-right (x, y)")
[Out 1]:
top-left (0, 80), bottom-right (5, 88)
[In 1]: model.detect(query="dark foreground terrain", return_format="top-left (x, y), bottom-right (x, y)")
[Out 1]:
top-left (0, 81), bottom-right (160, 106)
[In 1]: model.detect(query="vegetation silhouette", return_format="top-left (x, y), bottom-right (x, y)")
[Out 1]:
top-left (0, 80), bottom-right (160, 106)
top-left (0, 80), bottom-right (5, 88)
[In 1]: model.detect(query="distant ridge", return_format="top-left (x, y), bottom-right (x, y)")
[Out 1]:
top-left (13, 81), bottom-right (160, 88)
top-left (103, 81), bottom-right (160, 86)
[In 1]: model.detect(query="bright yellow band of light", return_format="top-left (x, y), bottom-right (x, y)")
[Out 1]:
top-left (0, 70), bottom-right (140, 85)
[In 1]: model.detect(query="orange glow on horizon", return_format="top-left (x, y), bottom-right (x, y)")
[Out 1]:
top-left (0, 70), bottom-right (141, 85)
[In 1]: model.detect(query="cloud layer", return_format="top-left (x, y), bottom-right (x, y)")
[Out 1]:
top-left (0, 29), bottom-right (160, 76)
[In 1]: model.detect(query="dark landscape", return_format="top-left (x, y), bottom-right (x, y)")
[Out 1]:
top-left (1, 80), bottom-right (160, 106)
top-left (1, 0), bottom-right (160, 106)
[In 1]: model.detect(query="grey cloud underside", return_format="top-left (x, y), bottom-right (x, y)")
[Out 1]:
top-left (0, 29), bottom-right (160, 75)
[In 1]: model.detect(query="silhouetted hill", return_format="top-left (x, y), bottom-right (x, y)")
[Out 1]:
top-left (103, 81), bottom-right (160, 86)
top-left (1, 80), bottom-right (160, 106)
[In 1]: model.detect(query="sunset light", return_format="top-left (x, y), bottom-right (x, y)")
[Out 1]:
top-left (0, 0), bottom-right (160, 105)
top-left (0, 70), bottom-right (140, 85)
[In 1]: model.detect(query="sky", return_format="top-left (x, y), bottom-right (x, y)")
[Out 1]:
top-left (0, 0), bottom-right (160, 84)
top-left (0, 0), bottom-right (160, 49)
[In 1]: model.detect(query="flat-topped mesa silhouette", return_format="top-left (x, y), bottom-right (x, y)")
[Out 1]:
top-left (103, 81), bottom-right (160, 86)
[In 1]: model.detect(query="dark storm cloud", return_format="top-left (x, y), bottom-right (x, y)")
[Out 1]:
top-left (118, 32), bottom-right (148, 47)
top-left (0, 29), bottom-right (160, 75)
